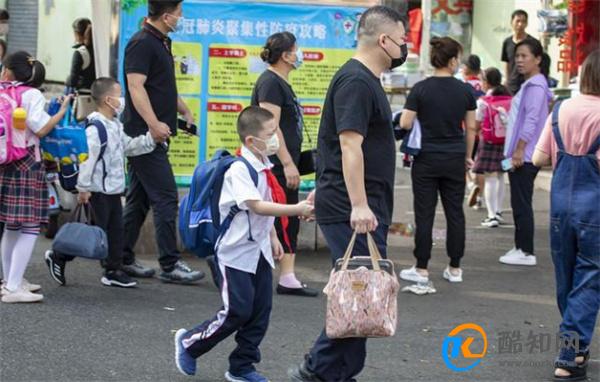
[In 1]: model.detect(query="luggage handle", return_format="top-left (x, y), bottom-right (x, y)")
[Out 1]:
top-left (339, 231), bottom-right (382, 271)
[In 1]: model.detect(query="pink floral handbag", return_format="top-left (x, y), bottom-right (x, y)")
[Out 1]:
top-left (324, 232), bottom-right (400, 339)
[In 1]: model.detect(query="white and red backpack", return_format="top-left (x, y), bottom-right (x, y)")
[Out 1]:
top-left (0, 82), bottom-right (31, 164)
top-left (480, 95), bottom-right (512, 145)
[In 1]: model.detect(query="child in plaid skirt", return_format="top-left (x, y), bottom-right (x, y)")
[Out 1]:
top-left (472, 67), bottom-right (512, 228)
top-left (0, 51), bottom-right (72, 303)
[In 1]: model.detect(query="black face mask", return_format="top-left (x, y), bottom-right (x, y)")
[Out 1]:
top-left (382, 35), bottom-right (408, 70)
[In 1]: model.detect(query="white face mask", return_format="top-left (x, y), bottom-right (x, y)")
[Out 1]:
top-left (254, 134), bottom-right (280, 157)
top-left (107, 97), bottom-right (125, 116)
top-left (165, 13), bottom-right (184, 33)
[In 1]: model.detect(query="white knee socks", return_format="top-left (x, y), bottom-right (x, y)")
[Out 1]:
top-left (484, 173), bottom-right (506, 219)
top-left (1, 226), bottom-right (20, 281)
top-left (4, 224), bottom-right (40, 291)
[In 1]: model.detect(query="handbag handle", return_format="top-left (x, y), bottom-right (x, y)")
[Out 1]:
top-left (339, 231), bottom-right (381, 271)
top-left (70, 203), bottom-right (97, 225)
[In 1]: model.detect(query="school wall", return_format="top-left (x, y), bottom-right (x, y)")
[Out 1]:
top-left (471, 0), bottom-right (561, 82)
top-left (36, 0), bottom-right (92, 83)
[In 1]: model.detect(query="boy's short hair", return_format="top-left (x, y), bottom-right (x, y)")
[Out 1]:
top-left (237, 106), bottom-right (274, 142)
top-left (91, 77), bottom-right (119, 104)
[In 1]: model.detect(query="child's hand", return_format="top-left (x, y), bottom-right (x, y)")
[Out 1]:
top-left (271, 237), bottom-right (284, 260)
top-left (296, 200), bottom-right (315, 219)
top-left (58, 94), bottom-right (74, 114)
top-left (78, 191), bottom-right (91, 205)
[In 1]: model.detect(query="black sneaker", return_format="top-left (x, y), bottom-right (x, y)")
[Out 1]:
top-left (101, 270), bottom-right (138, 288)
top-left (122, 262), bottom-right (156, 278)
top-left (159, 261), bottom-right (205, 285)
top-left (45, 250), bottom-right (66, 286)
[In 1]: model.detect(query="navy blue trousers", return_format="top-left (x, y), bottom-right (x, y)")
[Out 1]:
top-left (181, 255), bottom-right (273, 375)
top-left (306, 222), bottom-right (389, 382)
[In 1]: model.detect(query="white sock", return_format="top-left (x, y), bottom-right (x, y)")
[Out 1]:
top-left (1, 226), bottom-right (20, 281)
top-left (496, 173), bottom-right (505, 214)
top-left (484, 175), bottom-right (499, 219)
top-left (6, 228), bottom-right (39, 291)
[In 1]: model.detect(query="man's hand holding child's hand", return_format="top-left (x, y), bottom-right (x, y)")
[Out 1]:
top-left (296, 200), bottom-right (315, 220)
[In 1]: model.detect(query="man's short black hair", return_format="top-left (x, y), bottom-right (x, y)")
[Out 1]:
top-left (0, 9), bottom-right (9, 22)
top-left (511, 9), bottom-right (528, 21)
top-left (91, 77), bottom-right (119, 104)
top-left (357, 5), bottom-right (404, 43)
top-left (237, 106), bottom-right (274, 142)
top-left (148, 0), bottom-right (183, 19)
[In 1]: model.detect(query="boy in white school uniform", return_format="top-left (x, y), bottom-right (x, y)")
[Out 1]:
top-left (174, 106), bottom-right (314, 382)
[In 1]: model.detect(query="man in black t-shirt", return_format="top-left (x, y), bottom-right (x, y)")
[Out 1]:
top-left (501, 9), bottom-right (538, 95)
top-left (121, 0), bottom-right (204, 284)
top-left (288, 6), bottom-right (407, 382)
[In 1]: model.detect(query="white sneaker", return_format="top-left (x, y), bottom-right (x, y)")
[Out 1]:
top-left (399, 266), bottom-right (429, 283)
top-left (499, 249), bottom-right (537, 266)
top-left (1, 279), bottom-right (42, 294)
top-left (495, 212), bottom-right (505, 224)
top-left (1, 288), bottom-right (44, 303)
top-left (22, 278), bottom-right (42, 292)
top-left (481, 217), bottom-right (499, 228)
top-left (443, 267), bottom-right (463, 283)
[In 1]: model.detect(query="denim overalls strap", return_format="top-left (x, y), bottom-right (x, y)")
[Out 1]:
top-left (585, 134), bottom-right (600, 155)
top-left (551, 100), bottom-right (565, 152)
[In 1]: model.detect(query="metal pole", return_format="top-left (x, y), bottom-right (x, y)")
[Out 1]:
top-left (419, 0), bottom-right (431, 75)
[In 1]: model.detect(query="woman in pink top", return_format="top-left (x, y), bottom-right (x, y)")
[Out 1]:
top-left (533, 49), bottom-right (600, 382)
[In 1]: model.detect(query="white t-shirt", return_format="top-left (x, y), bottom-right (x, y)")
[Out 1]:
top-left (20, 86), bottom-right (51, 147)
top-left (216, 146), bottom-right (275, 274)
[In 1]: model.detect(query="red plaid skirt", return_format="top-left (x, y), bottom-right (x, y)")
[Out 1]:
top-left (472, 141), bottom-right (505, 174)
top-left (0, 149), bottom-right (48, 224)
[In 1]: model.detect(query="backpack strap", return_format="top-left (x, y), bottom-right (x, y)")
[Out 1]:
top-left (551, 101), bottom-right (565, 152)
top-left (215, 156), bottom-right (260, 248)
top-left (77, 45), bottom-right (92, 71)
top-left (86, 119), bottom-right (109, 192)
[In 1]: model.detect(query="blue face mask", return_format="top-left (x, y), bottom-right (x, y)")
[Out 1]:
top-left (292, 49), bottom-right (304, 69)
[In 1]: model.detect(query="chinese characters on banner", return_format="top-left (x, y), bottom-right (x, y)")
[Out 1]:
top-left (119, 0), bottom-right (364, 184)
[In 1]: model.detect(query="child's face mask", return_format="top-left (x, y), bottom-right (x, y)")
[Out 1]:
top-left (253, 134), bottom-right (280, 157)
top-left (106, 96), bottom-right (125, 116)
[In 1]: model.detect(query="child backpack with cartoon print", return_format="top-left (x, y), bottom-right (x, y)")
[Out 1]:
top-left (0, 83), bottom-right (32, 165)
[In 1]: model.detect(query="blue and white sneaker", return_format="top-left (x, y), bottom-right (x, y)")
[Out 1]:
top-left (225, 370), bottom-right (270, 382)
top-left (174, 328), bottom-right (196, 376)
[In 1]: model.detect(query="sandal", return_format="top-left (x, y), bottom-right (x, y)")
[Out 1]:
top-left (553, 359), bottom-right (587, 382)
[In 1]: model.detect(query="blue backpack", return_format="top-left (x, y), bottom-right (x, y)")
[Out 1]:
top-left (179, 149), bottom-right (258, 258)
top-left (58, 119), bottom-right (109, 192)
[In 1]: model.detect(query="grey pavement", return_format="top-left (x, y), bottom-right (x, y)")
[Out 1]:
top-left (1, 167), bottom-right (598, 382)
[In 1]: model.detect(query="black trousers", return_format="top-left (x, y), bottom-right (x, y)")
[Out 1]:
top-left (183, 255), bottom-right (272, 375)
top-left (411, 153), bottom-right (466, 269)
top-left (508, 163), bottom-right (539, 254)
top-left (58, 193), bottom-right (123, 272)
top-left (122, 146), bottom-right (180, 271)
top-left (306, 222), bottom-right (389, 382)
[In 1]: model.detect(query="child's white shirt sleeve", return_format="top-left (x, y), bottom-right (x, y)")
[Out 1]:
top-left (76, 126), bottom-right (101, 192)
top-left (224, 161), bottom-right (262, 210)
top-left (21, 88), bottom-right (51, 134)
top-left (118, 120), bottom-right (156, 157)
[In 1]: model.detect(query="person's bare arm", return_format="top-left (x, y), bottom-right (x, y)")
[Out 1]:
top-left (126, 73), bottom-right (170, 142)
top-left (400, 109), bottom-right (417, 130)
top-left (177, 96), bottom-right (194, 126)
top-left (464, 110), bottom-right (477, 168)
top-left (504, 62), bottom-right (510, 86)
top-left (35, 95), bottom-right (73, 138)
top-left (340, 130), bottom-right (377, 233)
top-left (532, 149), bottom-right (551, 167)
top-left (245, 199), bottom-right (313, 218)
top-left (259, 101), bottom-right (300, 189)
